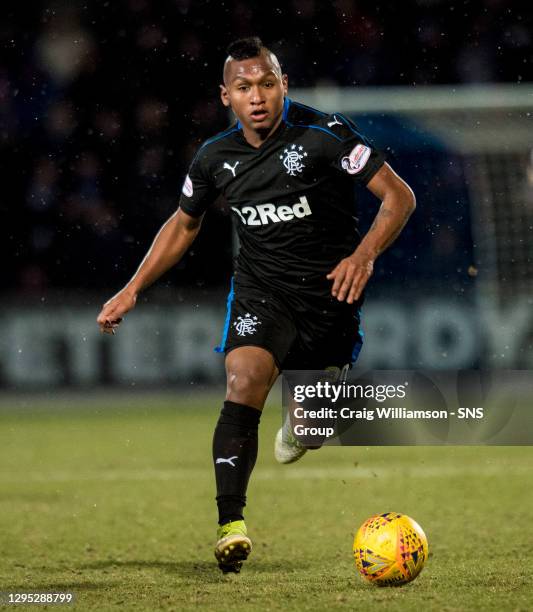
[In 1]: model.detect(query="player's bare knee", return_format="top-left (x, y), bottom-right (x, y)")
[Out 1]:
top-left (226, 367), bottom-right (271, 404)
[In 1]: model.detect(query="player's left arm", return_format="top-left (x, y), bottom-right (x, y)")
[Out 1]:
top-left (327, 163), bottom-right (416, 303)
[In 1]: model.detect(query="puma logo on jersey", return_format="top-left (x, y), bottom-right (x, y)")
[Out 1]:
top-left (223, 161), bottom-right (240, 177)
top-left (231, 196), bottom-right (312, 226)
top-left (327, 115), bottom-right (343, 128)
top-left (216, 456), bottom-right (238, 467)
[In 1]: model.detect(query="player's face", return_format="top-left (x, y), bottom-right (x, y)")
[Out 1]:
top-left (220, 52), bottom-right (288, 135)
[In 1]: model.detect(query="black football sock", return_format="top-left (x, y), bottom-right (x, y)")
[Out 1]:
top-left (213, 400), bottom-right (261, 526)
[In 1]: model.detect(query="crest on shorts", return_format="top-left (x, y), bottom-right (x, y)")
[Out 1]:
top-left (280, 144), bottom-right (307, 176)
top-left (233, 313), bottom-right (261, 337)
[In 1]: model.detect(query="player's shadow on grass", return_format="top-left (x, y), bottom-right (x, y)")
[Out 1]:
top-left (80, 559), bottom-right (308, 578)
top-left (6, 582), bottom-right (111, 591)
top-left (80, 560), bottom-right (227, 583)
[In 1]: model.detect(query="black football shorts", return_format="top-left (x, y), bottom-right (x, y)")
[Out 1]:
top-left (214, 274), bottom-right (363, 371)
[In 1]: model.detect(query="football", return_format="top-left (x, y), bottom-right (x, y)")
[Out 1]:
top-left (353, 512), bottom-right (428, 586)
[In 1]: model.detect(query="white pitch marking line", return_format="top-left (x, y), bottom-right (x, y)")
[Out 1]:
top-left (0, 464), bottom-right (530, 484)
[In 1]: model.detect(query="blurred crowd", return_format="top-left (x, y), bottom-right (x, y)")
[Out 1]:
top-left (1, 0), bottom-right (530, 292)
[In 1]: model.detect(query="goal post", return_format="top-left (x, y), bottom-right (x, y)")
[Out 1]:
top-left (290, 84), bottom-right (533, 309)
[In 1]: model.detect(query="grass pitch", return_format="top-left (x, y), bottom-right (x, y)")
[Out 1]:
top-left (1, 390), bottom-right (533, 611)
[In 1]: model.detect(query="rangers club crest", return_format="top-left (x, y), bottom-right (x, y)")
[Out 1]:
top-left (280, 144), bottom-right (307, 176)
top-left (233, 313), bottom-right (261, 337)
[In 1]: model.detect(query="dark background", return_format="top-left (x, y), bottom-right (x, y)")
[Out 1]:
top-left (2, 0), bottom-right (530, 295)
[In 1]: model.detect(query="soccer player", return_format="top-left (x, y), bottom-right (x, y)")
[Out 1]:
top-left (97, 37), bottom-right (416, 573)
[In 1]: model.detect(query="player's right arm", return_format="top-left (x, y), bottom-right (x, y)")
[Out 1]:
top-left (97, 208), bottom-right (203, 334)
top-left (97, 140), bottom-right (218, 334)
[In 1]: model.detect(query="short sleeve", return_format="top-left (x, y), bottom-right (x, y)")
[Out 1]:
top-left (323, 114), bottom-right (385, 184)
top-left (178, 149), bottom-right (218, 217)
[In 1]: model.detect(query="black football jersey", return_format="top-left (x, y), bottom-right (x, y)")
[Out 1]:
top-left (178, 97), bottom-right (384, 298)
